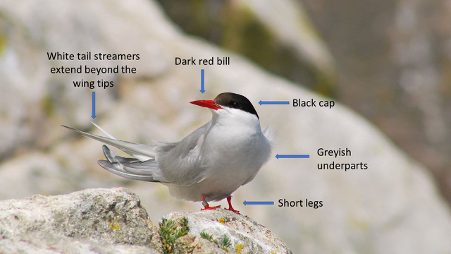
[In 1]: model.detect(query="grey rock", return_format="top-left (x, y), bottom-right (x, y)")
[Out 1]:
top-left (0, 188), bottom-right (159, 254)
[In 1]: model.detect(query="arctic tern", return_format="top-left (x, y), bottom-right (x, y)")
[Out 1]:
top-left (63, 92), bottom-right (272, 214)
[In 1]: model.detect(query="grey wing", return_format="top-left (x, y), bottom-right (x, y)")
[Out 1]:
top-left (156, 122), bottom-right (211, 186)
top-left (63, 124), bottom-right (167, 182)
top-left (98, 145), bottom-right (168, 182)
top-left (63, 122), bottom-right (211, 185)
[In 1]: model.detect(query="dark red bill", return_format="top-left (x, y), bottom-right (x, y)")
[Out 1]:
top-left (190, 100), bottom-right (222, 110)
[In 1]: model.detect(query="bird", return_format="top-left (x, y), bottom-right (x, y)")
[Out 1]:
top-left (63, 92), bottom-right (273, 214)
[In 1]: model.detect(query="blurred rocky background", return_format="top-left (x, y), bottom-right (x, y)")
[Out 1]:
top-left (0, 0), bottom-right (450, 253)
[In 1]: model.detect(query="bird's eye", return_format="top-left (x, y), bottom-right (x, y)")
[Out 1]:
top-left (232, 101), bottom-right (238, 106)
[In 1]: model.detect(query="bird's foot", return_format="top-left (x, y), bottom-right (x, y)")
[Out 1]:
top-left (201, 195), bottom-right (221, 211)
top-left (201, 205), bottom-right (221, 211)
top-left (225, 196), bottom-right (240, 214)
top-left (225, 207), bottom-right (240, 214)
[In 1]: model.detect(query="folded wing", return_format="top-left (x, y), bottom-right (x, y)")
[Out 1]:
top-left (62, 122), bottom-right (212, 185)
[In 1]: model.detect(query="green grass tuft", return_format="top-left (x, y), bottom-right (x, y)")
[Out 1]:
top-left (218, 235), bottom-right (231, 249)
top-left (200, 232), bottom-right (231, 251)
top-left (159, 217), bottom-right (189, 254)
top-left (200, 231), bottom-right (213, 241)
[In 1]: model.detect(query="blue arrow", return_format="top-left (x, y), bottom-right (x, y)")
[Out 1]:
top-left (200, 69), bottom-right (205, 94)
top-left (243, 201), bottom-right (274, 206)
top-left (276, 154), bottom-right (309, 159)
top-left (91, 91), bottom-right (96, 119)
top-left (259, 100), bottom-right (289, 105)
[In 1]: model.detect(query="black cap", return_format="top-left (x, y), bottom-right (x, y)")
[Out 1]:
top-left (214, 92), bottom-right (259, 119)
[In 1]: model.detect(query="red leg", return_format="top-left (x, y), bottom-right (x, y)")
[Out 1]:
top-left (225, 196), bottom-right (240, 214)
top-left (200, 195), bottom-right (221, 211)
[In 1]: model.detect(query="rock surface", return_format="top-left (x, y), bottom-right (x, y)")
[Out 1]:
top-left (0, 188), bottom-right (290, 254)
top-left (0, 188), bottom-right (158, 254)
